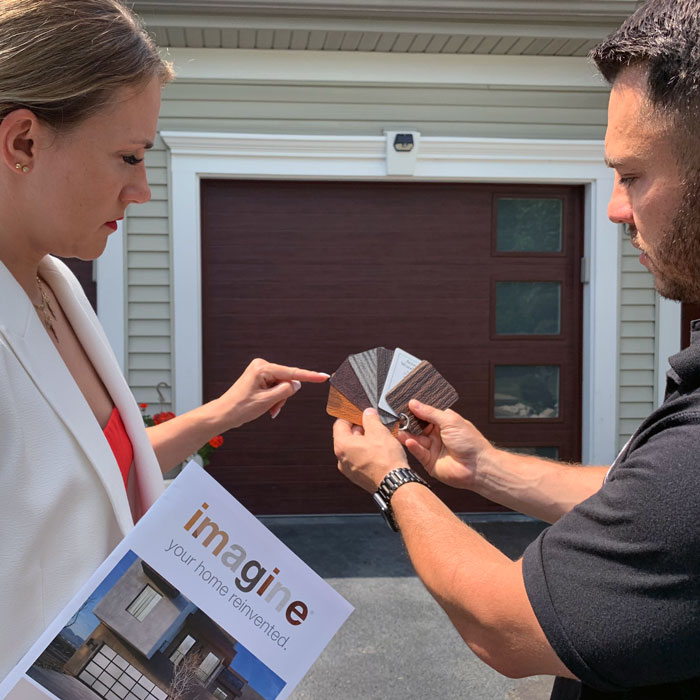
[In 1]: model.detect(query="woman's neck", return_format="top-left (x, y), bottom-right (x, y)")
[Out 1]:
top-left (0, 236), bottom-right (45, 305)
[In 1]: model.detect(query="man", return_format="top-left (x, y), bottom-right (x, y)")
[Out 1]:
top-left (332, 1), bottom-right (700, 697)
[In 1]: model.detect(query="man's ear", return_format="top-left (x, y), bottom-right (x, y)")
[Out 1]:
top-left (0, 108), bottom-right (41, 174)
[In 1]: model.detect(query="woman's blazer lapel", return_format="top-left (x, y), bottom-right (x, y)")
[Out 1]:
top-left (40, 256), bottom-right (164, 520)
top-left (0, 257), bottom-right (162, 537)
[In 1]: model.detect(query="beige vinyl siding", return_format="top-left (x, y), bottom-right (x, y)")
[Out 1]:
top-left (127, 139), bottom-right (172, 407)
top-left (127, 76), bottom-right (617, 417)
top-left (617, 234), bottom-right (657, 450)
top-left (155, 80), bottom-right (608, 138)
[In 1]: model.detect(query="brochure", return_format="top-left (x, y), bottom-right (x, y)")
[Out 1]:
top-left (0, 462), bottom-right (353, 700)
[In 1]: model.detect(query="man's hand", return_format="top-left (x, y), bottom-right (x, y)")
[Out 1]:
top-left (399, 399), bottom-right (495, 491)
top-left (333, 408), bottom-right (409, 493)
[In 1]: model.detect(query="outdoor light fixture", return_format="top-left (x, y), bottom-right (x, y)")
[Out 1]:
top-left (393, 133), bottom-right (415, 152)
top-left (385, 130), bottom-right (420, 175)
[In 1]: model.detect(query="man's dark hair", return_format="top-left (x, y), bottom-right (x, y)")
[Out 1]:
top-left (593, 0), bottom-right (700, 306)
top-left (591, 0), bottom-right (700, 116)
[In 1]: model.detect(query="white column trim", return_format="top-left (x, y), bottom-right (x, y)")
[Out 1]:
top-left (161, 131), bottom-right (618, 466)
top-left (655, 296), bottom-right (682, 407)
top-left (96, 218), bottom-right (126, 372)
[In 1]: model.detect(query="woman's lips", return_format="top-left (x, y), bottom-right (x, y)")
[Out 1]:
top-left (105, 221), bottom-right (118, 232)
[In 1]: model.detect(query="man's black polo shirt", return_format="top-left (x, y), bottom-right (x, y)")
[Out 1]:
top-left (522, 320), bottom-right (700, 698)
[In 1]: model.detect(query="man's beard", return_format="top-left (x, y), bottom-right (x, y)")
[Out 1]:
top-left (641, 173), bottom-right (700, 304)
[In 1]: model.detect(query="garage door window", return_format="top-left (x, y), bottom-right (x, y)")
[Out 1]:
top-left (496, 197), bottom-right (563, 252)
top-left (495, 281), bottom-right (561, 335)
top-left (494, 365), bottom-right (560, 419)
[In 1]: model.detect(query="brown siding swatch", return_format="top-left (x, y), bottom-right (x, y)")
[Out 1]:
top-left (386, 360), bottom-right (459, 434)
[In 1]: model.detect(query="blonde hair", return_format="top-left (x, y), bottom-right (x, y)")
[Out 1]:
top-left (0, 0), bottom-right (173, 130)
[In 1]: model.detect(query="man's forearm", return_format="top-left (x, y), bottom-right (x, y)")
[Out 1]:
top-left (331, 409), bottom-right (578, 676)
top-left (390, 482), bottom-right (574, 679)
top-left (474, 450), bottom-right (608, 523)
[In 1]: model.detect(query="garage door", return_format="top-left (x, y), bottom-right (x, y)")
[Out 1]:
top-left (58, 257), bottom-right (96, 311)
top-left (201, 180), bottom-right (583, 514)
top-left (78, 644), bottom-right (167, 700)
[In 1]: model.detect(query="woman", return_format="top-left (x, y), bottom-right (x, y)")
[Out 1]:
top-left (0, 0), bottom-right (327, 676)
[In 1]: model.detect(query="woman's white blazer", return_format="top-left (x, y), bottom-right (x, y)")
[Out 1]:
top-left (0, 256), bottom-right (164, 678)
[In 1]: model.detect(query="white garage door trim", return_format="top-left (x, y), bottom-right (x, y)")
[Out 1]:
top-left (162, 130), bottom-right (625, 465)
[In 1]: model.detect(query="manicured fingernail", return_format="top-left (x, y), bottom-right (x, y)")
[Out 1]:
top-left (291, 380), bottom-right (302, 393)
top-left (318, 372), bottom-right (331, 378)
top-left (270, 406), bottom-right (282, 419)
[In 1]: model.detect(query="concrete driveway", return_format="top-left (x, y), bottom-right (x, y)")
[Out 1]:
top-left (27, 667), bottom-right (103, 700)
top-left (262, 514), bottom-right (554, 700)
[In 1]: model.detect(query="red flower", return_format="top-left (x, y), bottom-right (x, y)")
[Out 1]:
top-left (139, 403), bottom-right (148, 410)
top-left (153, 411), bottom-right (176, 425)
top-left (209, 435), bottom-right (224, 448)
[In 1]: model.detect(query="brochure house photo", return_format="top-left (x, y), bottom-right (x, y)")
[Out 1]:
top-left (0, 462), bottom-right (353, 700)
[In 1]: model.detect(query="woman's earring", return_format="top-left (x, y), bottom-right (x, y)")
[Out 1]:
top-left (15, 163), bottom-right (29, 173)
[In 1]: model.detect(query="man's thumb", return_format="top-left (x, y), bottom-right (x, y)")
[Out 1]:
top-left (408, 399), bottom-right (447, 427)
top-left (362, 407), bottom-right (387, 433)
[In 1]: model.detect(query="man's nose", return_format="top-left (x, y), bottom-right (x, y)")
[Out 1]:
top-left (607, 182), bottom-right (633, 224)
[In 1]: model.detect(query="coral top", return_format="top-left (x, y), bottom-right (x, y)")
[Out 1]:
top-left (103, 406), bottom-right (134, 488)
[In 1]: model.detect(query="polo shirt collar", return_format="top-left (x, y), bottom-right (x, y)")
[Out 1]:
top-left (667, 319), bottom-right (700, 394)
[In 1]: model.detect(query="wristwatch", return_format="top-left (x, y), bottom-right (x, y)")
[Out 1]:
top-left (373, 467), bottom-right (430, 532)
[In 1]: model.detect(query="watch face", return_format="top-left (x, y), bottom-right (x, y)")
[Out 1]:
top-left (372, 492), bottom-right (389, 512)
top-left (373, 469), bottom-right (428, 533)
top-left (372, 493), bottom-right (398, 531)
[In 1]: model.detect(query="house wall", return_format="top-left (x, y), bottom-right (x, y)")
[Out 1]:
top-left (93, 560), bottom-right (190, 657)
top-left (121, 45), bottom-right (666, 458)
top-left (616, 231), bottom-right (682, 451)
top-left (618, 233), bottom-right (657, 451)
top-left (240, 684), bottom-right (266, 700)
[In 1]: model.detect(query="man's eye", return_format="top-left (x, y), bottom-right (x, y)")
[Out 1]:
top-left (123, 154), bottom-right (144, 165)
top-left (618, 175), bottom-right (636, 187)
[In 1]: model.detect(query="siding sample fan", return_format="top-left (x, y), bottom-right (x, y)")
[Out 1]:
top-left (326, 347), bottom-right (458, 435)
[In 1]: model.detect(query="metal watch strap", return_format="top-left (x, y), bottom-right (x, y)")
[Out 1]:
top-left (373, 467), bottom-right (430, 532)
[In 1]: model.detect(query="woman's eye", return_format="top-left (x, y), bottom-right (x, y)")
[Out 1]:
top-left (618, 175), bottom-right (636, 187)
top-left (123, 154), bottom-right (144, 165)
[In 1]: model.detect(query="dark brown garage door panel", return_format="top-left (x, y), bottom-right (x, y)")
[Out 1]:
top-left (58, 257), bottom-right (96, 311)
top-left (201, 180), bottom-right (584, 514)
